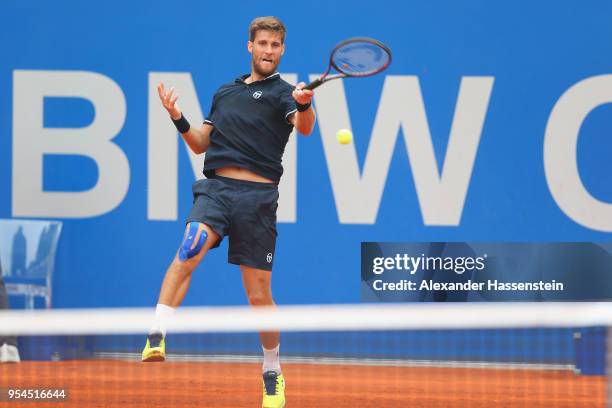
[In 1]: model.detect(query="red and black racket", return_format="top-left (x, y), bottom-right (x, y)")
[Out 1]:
top-left (305, 37), bottom-right (392, 90)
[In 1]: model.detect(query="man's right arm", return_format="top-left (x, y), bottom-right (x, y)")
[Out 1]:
top-left (177, 122), bottom-right (213, 154)
top-left (158, 82), bottom-right (213, 154)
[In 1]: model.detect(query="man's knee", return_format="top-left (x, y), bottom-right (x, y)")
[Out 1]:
top-left (178, 222), bottom-right (208, 261)
top-left (247, 290), bottom-right (273, 306)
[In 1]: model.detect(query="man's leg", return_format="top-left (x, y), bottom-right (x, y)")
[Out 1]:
top-left (241, 265), bottom-right (279, 351)
top-left (241, 265), bottom-right (285, 408)
top-left (157, 223), bottom-right (219, 308)
top-left (142, 222), bottom-right (219, 362)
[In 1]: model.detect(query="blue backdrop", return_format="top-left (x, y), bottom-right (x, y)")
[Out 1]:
top-left (1, 0), bottom-right (611, 308)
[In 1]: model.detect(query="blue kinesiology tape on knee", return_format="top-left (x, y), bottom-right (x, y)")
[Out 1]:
top-left (178, 223), bottom-right (208, 261)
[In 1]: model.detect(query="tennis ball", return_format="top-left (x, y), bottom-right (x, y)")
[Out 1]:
top-left (336, 128), bottom-right (353, 144)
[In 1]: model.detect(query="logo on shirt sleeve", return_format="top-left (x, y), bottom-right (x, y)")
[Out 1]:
top-left (253, 90), bottom-right (263, 100)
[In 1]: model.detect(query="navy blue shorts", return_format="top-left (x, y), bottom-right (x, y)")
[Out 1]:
top-left (185, 175), bottom-right (279, 271)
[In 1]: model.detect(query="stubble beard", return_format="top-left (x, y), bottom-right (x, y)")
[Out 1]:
top-left (252, 57), bottom-right (278, 78)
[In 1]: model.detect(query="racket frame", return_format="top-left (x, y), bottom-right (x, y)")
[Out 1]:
top-left (304, 37), bottom-right (392, 90)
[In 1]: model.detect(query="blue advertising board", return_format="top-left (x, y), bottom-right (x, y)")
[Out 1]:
top-left (0, 0), bottom-right (611, 308)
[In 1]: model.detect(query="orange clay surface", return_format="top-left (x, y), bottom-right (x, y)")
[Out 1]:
top-left (0, 360), bottom-right (605, 407)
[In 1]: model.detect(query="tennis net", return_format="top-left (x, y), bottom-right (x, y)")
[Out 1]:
top-left (0, 302), bottom-right (610, 407)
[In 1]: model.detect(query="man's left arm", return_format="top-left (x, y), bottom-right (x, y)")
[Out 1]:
top-left (290, 83), bottom-right (316, 136)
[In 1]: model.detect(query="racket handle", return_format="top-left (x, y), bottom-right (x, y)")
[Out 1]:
top-left (304, 78), bottom-right (324, 91)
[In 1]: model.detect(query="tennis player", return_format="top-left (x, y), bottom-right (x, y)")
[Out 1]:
top-left (142, 16), bottom-right (315, 408)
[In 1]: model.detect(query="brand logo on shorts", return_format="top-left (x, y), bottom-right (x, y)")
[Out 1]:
top-left (266, 253), bottom-right (273, 263)
top-left (253, 90), bottom-right (262, 99)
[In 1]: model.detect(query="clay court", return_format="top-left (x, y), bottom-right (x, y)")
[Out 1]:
top-left (0, 360), bottom-right (605, 407)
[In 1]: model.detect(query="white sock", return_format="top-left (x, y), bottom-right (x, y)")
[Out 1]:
top-left (149, 303), bottom-right (175, 338)
top-left (262, 344), bottom-right (281, 374)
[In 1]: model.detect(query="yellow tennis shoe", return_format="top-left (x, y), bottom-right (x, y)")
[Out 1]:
top-left (262, 371), bottom-right (285, 408)
top-left (141, 332), bottom-right (165, 362)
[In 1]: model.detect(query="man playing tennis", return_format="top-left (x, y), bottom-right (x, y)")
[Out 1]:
top-left (141, 16), bottom-right (315, 408)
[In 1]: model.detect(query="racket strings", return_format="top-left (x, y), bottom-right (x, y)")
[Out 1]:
top-left (332, 40), bottom-right (391, 77)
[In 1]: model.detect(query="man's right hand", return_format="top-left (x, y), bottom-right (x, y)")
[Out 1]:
top-left (157, 83), bottom-right (182, 120)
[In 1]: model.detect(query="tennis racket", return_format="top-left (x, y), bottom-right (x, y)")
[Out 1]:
top-left (304, 37), bottom-right (392, 90)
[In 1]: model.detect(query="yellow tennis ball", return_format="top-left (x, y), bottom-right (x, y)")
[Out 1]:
top-left (336, 128), bottom-right (353, 144)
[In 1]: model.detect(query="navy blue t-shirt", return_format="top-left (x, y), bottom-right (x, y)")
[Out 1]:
top-left (203, 72), bottom-right (297, 182)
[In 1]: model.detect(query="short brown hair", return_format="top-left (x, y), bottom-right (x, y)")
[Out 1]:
top-left (249, 16), bottom-right (286, 43)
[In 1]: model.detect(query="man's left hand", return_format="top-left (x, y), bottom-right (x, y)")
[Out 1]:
top-left (292, 82), bottom-right (314, 105)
